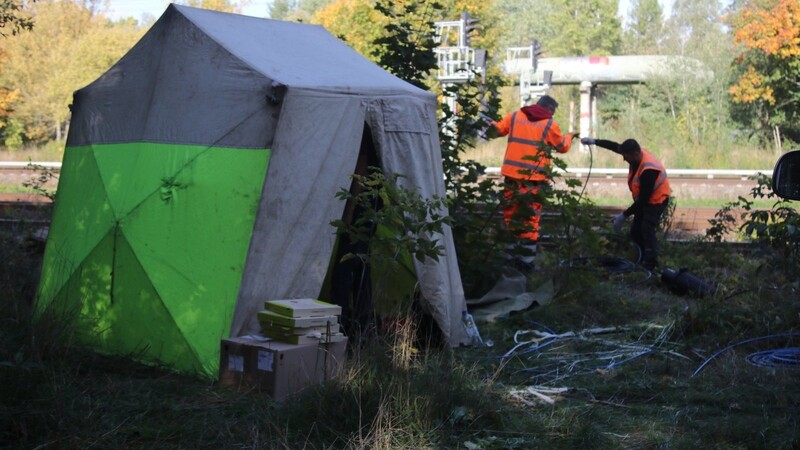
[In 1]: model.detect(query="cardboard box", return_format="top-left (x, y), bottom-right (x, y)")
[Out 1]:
top-left (218, 336), bottom-right (347, 400)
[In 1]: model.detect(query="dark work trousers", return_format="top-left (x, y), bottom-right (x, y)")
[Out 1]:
top-left (630, 201), bottom-right (668, 270)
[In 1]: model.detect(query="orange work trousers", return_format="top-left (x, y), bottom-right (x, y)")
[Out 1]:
top-left (503, 178), bottom-right (544, 241)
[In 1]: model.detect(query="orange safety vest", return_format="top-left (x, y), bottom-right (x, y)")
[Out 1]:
top-left (498, 111), bottom-right (572, 181)
top-left (629, 149), bottom-right (671, 204)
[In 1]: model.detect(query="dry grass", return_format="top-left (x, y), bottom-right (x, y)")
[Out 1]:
top-left (1, 201), bottom-right (799, 449)
top-left (0, 142), bottom-right (64, 162)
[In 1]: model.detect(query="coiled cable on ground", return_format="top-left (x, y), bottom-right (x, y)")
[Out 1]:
top-left (744, 347), bottom-right (800, 368)
top-left (691, 333), bottom-right (800, 377)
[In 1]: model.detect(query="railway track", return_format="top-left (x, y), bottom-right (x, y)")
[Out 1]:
top-left (0, 162), bottom-right (768, 200)
top-left (480, 166), bottom-right (770, 204)
top-left (0, 194), bottom-right (732, 239)
top-left (0, 163), bottom-right (768, 238)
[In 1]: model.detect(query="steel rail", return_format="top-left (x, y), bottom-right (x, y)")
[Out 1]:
top-left (0, 161), bottom-right (62, 170)
top-left (0, 162), bottom-right (775, 180)
top-left (483, 166), bottom-right (773, 180)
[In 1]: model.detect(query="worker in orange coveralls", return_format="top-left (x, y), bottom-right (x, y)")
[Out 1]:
top-left (489, 94), bottom-right (578, 270)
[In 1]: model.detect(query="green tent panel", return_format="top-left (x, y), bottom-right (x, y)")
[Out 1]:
top-left (92, 142), bottom-right (218, 216)
top-left (36, 146), bottom-right (117, 313)
top-left (61, 229), bottom-right (205, 374)
top-left (120, 145), bottom-right (270, 374)
top-left (38, 143), bottom-right (269, 376)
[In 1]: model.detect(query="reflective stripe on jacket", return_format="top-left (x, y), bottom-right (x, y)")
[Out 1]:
top-left (498, 111), bottom-right (572, 181)
top-left (629, 149), bottom-right (671, 204)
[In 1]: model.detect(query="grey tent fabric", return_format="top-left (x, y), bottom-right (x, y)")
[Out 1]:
top-left (68, 8), bottom-right (280, 147)
top-left (232, 92), bottom-right (471, 346)
top-left (232, 93), bottom-right (366, 336)
top-left (69, 3), bottom-right (471, 347)
top-left (179, 7), bottom-right (422, 93)
top-left (466, 271), bottom-right (554, 323)
top-left (367, 95), bottom-right (468, 345)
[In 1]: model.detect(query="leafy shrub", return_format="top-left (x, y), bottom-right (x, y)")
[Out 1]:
top-left (706, 173), bottom-right (800, 274)
top-left (331, 169), bottom-right (452, 325)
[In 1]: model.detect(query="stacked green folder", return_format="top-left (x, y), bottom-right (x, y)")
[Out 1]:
top-left (258, 299), bottom-right (345, 345)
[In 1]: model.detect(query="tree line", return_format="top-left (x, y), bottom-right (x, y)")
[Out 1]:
top-left (0, 0), bottom-right (797, 163)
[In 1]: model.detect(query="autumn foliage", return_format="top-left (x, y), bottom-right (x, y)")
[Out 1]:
top-left (0, 50), bottom-right (18, 128)
top-left (731, 0), bottom-right (800, 59)
top-left (313, 0), bottom-right (388, 62)
top-left (728, 0), bottom-right (800, 104)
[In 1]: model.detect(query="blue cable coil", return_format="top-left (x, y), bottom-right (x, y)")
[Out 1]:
top-left (692, 333), bottom-right (800, 377)
top-left (744, 347), bottom-right (800, 369)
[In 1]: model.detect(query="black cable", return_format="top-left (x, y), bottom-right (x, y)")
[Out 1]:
top-left (557, 254), bottom-right (654, 285)
top-left (559, 256), bottom-right (638, 273)
top-left (575, 139), bottom-right (592, 204)
top-left (598, 232), bottom-right (643, 264)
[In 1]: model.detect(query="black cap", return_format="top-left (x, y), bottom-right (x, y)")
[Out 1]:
top-left (536, 95), bottom-right (558, 110)
top-left (620, 139), bottom-right (641, 154)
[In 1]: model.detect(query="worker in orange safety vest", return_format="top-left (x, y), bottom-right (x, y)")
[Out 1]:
top-left (581, 137), bottom-right (672, 271)
top-left (489, 95), bottom-right (578, 270)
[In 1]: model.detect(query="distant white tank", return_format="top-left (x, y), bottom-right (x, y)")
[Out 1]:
top-left (501, 52), bottom-right (713, 139)
top-left (504, 54), bottom-right (712, 84)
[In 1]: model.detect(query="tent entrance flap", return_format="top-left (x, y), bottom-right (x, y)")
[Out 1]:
top-left (322, 123), bottom-right (380, 337)
top-left (320, 122), bottom-right (427, 340)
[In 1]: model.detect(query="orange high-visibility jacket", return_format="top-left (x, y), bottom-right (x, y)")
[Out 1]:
top-left (629, 149), bottom-right (671, 204)
top-left (497, 111), bottom-right (573, 181)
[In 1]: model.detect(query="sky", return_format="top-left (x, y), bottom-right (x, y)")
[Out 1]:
top-left (104, 0), bottom-right (676, 22)
top-left (103, 0), bottom-right (273, 21)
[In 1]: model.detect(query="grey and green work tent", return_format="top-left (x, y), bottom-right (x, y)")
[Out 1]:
top-left (36, 4), bottom-right (470, 377)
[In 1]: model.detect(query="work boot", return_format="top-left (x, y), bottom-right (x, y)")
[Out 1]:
top-left (512, 240), bottom-right (538, 272)
top-left (513, 258), bottom-right (539, 273)
top-left (521, 242), bottom-right (538, 260)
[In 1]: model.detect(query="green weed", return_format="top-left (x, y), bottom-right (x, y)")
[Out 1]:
top-left (3, 209), bottom-right (800, 449)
